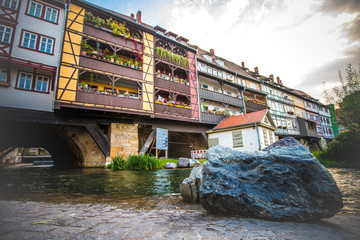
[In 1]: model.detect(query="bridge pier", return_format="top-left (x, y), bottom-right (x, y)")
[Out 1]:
top-left (109, 123), bottom-right (139, 158)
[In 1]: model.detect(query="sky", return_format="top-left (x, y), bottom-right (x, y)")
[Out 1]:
top-left (85, 0), bottom-right (360, 103)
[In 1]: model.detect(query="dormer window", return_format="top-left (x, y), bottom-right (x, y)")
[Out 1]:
top-left (214, 59), bottom-right (224, 67)
top-left (202, 54), bottom-right (212, 62)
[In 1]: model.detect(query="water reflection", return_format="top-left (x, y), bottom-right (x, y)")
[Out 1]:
top-left (0, 165), bottom-right (359, 214)
top-left (0, 166), bottom-right (191, 206)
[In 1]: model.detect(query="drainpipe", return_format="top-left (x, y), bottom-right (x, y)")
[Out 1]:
top-left (242, 86), bottom-right (247, 114)
top-left (255, 122), bottom-right (261, 150)
top-left (52, 0), bottom-right (70, 111)
top-left (195, 49), bottom-right (202, 122)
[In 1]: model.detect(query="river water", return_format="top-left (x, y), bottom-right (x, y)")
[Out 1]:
top-left (0, 165), bottom-right (359, 214)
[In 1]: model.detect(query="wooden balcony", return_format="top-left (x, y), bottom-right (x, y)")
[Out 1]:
top-left (200, 112), bottom-right (226, 124)
top-left (297, 117), bottom-right (319, 138)
top-left (154, 103), bottom-right (191, 118)
top-left (83, 24), bottom-right (143, 51)
top-left (76, 91), bottom-right (142, 110)
top-left (199, 88), bottom-right (243, 108)
top-left (245, 101), bottom-right (268, 113)
top-left (79, 56), bottom-right (142, 79)
top-left (154, 77), bottom-right (190, 95)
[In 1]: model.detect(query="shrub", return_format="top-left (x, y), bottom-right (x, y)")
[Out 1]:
top-left (127, 154), bottom-right (161, 170)
top-left (313, 132), bottom-right (360, 168)
top-left (107, 156), bottom-right (127, 170)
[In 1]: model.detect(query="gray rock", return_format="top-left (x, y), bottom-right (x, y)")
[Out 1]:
top-left (200, 137), bottom-right (343, 222)
top-left (180, 164), bottom-right (204, 203)
top-left (164, 162), bottom-right (177, 169)
top-left (189, 159), bottom-right (200, 167)
top-left (177, 158), bottom-right (190, 168)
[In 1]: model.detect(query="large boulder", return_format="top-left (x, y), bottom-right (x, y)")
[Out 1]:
top-left (199, 137), bottom-right (343, 222)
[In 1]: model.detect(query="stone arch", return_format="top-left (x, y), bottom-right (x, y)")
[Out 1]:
top-left (0, 122), bottom-right (106, 167)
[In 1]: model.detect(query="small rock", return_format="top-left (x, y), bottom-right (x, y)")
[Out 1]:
top-left (164, 162), bottom-right (177, 169)
top-left (177, 158), bottom-right (190, 168)
top-left (189, 159), bottom-right (200, 167)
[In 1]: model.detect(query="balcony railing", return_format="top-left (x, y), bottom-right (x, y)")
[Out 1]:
top-left (83, 24), bottom-right (143, 51)
top-left (79, 56), bottom-right (142, 79)
top-left (154, 77), bottom-right (190, 95)
top-left (154, 103), bottom-right (191, 118)
top-left (200, 88), bottom-right (243, 108)
top-left (245, 101), bottom-right (268, 113)
top-left (200, 112), bottom-right (226, 124)
top-left (76, 91), bottom-right (142, 110)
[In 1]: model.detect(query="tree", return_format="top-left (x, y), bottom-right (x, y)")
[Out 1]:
top-left (323, 63), bottom-right (360, 133)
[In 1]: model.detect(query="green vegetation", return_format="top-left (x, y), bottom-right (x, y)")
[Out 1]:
top-left (127, 154), bottom-right (160, 170)
top-left (313, 132), bottom-right (360, 168)
top-left (319, 64), bottom-right (360, 168)
top-left (155, 47), bottom-right (189, 68)
top-left (107, 156), bottom-right (127, 170)
top-left (107, 155), bottom-right (208, 170)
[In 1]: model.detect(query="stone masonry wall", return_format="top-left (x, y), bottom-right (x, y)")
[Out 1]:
top-left (110, 123), bottom-right (139, 158)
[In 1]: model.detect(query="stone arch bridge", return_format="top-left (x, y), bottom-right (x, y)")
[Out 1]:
top-left (0, 108), bottom-right (208, 167)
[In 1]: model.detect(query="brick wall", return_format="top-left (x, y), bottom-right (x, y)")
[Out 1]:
top-left (110, 123), bottom-right (139, 158)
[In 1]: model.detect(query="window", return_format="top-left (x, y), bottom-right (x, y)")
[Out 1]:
top-left (2, 0), bottom-right (18, 9)
top-left (249, 82), bottom-right (257, 90)
top-left (0, 68), bottom-right (7, 82)
top-left (17, 72), bottom-right (33, 90)
top-left (39, 36), bottom-right (54, 53)
top-left (269, 131), bottom-right (274, 144)
top-left (201, 84), bottom-right (208, 89)
top-left (232, 130), bottom-right (243, 147)
top-left (28, 0), bottom-right (43, 18)
top-left (27, 1), bottom-right (59, 24)
top-left (20, 31), bottom-right (54, 54)
top-left (17, 71), bottom-right (51, 92)
top-left (35, 75), bottom-right (49, 92)
top-left (44, 6), bottom-right (58, 23)
top-left (21, 31), bottom-right (37, 50)
top-left (263, 129), bottom-right (269, 146)
top-left (209, 138), bottom-right (219, 148)
top-left (0, 25), bottom-right (12, 44)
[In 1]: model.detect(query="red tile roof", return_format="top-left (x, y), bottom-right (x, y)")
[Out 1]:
top-left (214, 109), bottom-right (268, 130)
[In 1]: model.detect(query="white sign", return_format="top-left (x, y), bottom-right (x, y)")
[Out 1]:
top-left (191, 150), bottom-right (207, 159)
top-left (156, 128), bottom-right (168, 150)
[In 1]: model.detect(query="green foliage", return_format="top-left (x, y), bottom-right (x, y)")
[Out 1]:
top-left (84, 11), bottom-right (133, 39)
top-left (313, 132), bottom-right (360, 168)
top-left (155, 47), bottom-right (189, 68)
top-left (127, 154), bottom-right (161, 170)
top-left (324, 64), bottom-right (360, 133)
top-left (107, 156), bottom-right (127, 170)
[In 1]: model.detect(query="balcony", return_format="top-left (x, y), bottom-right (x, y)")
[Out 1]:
top-left (79, 56), bottom-right (142, 79)
top-left (200, 88), bottom-right (243, 108)
top-left (245, 101), bottom-right (268, 113)
top-left (154, 103), bottom-right (191, 118)
top-left (297, 117), bottom-right (319, 138)
top-left (76, 91), bottom-right (142, 110)
top-left (154, 77), bottom-right (190, 95)
top-left (83, 24), bottom-right (143, 51)
top-left (201, 112), bottom-right (226, 124)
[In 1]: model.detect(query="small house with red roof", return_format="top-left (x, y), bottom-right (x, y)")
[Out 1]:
top-left (206, 109), bottom-right (277, 151)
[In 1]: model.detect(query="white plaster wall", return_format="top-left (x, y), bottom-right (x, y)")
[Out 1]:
top-left (208, 127), bottom-right (260, 151)
top-left (12, 0), bottom-right (65, 66)
top-left (0, 67), bottom-right (55, 111)
top-left (1, 0), bottom-right (65, 112)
